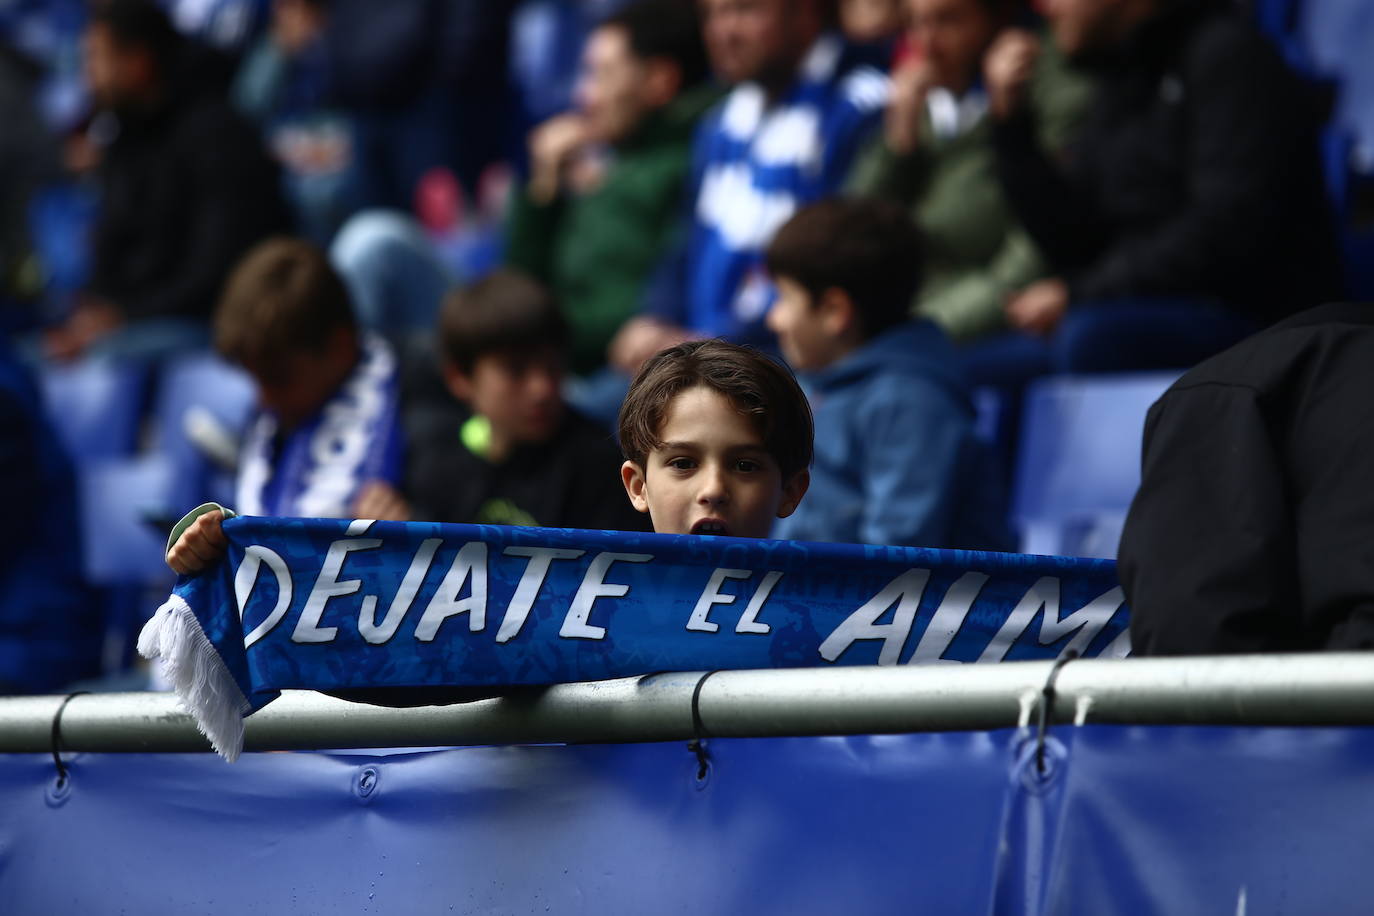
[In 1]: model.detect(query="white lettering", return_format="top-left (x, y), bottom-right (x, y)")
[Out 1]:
top-left (687, 568), bottom-right (752, 633)
top-left (735, 570), bottom-right (783, 634)
top-left (907, 572), bottom-right (989, 664)
top-left (293, 537), bottom-right (382, 643)
top-left (414, 541), bottom-right (489, 641)
top-left (977, 579), bottom-right (1124, 662)
top-left (359, 538), bottom-right (442, 645)
top-left (235, 545), bottom-right (294, 649)
top-left (496, 546), bottom-right (586, 643)
top-left (560, 552), bottom-right (653, 640)
top-left (818, 569), bottom-right (930, 665)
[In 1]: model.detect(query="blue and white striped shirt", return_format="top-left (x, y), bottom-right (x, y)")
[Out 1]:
top-left (653, 34), bottom-right (888, 343)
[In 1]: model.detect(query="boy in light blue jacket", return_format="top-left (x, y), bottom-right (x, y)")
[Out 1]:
top-left (765, 198), bottom-right (1012, 551)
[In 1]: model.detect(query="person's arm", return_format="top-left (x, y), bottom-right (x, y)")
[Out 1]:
top-left (844, 134), bottom-right (929, 203)
top-left (503, 181), bottom-right (562, 283)
top-left (857, 379), bottom-right (968, 549)
top-left (1119, 384), bottom-right (1298, 655)
top-left (1067, 27), bottom-right (1308, 303)
top-left (919, 227), bottom-right (1046, 341)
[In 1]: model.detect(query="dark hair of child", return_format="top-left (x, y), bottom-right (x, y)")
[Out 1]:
top-left (214, 237), bottom-right (355, 371)
top-left (439, 269), bottom-right (570, 373)
top-left (765, 197), bottom-right (923, 340)
top-left (618, 338), bottom-right (814, 480)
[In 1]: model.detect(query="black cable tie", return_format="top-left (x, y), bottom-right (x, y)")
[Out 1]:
top-left (51, 691), bottom-right (89, 786)
top-left (687, 670), bottom-right (721, 780)
top-left (1035, 650), bottom-right (1079, 775)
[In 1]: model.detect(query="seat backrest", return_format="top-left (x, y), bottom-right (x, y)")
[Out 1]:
top-left (152, 350), bottom-right (257, 513)
top-left (78, 454), bottom-right (177, 588)
top-left (1012, 372), bottom-right (1181, 557)
top-left (39, 358), bottom-right (149, 464)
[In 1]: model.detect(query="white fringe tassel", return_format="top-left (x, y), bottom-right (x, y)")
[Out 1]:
top-left (137, 594), bottom-right (252, 762)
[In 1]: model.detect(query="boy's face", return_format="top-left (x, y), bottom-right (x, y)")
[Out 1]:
top-left (445, 347), bottom-right (565, 446)
top-left (621, 385), bottom-right (808, 538)
top-left (766, 276), bottom-right (848, 372)
top-left (247, 326), bottom-right (358, 431)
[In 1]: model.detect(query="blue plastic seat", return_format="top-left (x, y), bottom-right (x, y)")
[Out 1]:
top-left (152, 350), bottom-right (257, 513)
top-left (78, 453), bottom-right (177, 588)
top-left (38, 358), bottom-right (149, 463)
top-left (1012, 372), bottom-right (1181, 559)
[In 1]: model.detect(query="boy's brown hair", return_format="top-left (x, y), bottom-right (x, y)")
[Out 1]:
top-left (439, 269), bottom-right (569, 373)
top-left (618, 339), bottom-right (814, 479)
top-left (214, 237), bottom-right (355, 370)
top-left (765, 197), bottom-right (922, 340)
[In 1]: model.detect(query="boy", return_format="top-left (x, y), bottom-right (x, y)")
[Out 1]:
top-left (170, 269), bottom-right (643, 574)
top-left (354, 270), bottom-right (646, 532)
top-left (216, 237), bottom-right (403, 520)
top-left (763, 197), bottom-right (1012, 550)
top-left (618, 339), bottom-right (812, 538)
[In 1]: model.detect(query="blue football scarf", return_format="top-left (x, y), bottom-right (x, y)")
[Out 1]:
top-left (235, 334), bottom-right (403, 518)
top-left (139, 516), bottom-right (1130, 760)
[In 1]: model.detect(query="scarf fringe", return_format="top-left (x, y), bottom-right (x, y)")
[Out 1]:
top-left (137, 595), bottom-right (251, 762)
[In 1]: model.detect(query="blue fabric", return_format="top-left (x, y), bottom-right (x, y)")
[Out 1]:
top-left (171, 515), bottom-right (1129, 715)
top-left (648, 34), bottom-right (886, 343)
top-left (6, 725), bottom-right (1374, 913)
top-left (777, 321), bottom-right (1013, 551)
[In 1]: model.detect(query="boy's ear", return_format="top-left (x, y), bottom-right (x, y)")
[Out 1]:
top-left (776, 468), bottom-right (810, 519)
top-left (621, 461), bottom-right (651, 515)
top-left (818, 287), bottom-right (858, 338)
top-left (441, 362), bottom-right (474, 403)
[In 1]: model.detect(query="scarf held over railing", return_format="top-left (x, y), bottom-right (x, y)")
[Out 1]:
top-left (139, 516), bottom-right (1130, 760)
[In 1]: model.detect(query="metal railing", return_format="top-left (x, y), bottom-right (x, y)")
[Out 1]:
top-left (0, 653), bottom-right (1371, 754)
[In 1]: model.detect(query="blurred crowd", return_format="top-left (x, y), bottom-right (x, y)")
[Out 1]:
top-left (1, 0), bottom-right (1371, 691)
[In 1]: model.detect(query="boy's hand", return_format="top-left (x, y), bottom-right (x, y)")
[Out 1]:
top-left (352, 481), bottom-right (411, 522)
top-left (166, 509), bottom-right (229, 576)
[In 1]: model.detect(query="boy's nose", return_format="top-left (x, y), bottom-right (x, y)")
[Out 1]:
top-left (696, 465), bottom-right (730, 506)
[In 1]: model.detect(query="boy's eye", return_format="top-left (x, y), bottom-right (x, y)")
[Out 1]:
top-left (735, 459), bottom-right (761, 472)
top-left (668, 457), bottom-right (696, 471)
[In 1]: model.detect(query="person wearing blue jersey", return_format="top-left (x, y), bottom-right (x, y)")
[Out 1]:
top-left (607, 0), bottom-right (889, 373)
top-left (212, 237), bottom-right (405, 520)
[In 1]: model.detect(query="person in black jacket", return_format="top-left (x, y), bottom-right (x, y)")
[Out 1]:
top-left (967, 0), bottom-right (1342, 378)
top-left (44, 0), bottom-right (288, 362)
top-left (1119, 303), bottom-right (1374, 655)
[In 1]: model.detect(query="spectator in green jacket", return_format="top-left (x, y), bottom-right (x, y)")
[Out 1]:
top-left (846, 0), bottom-right (1093, 343)
top-left (504, 0), bottom-right (719, 375)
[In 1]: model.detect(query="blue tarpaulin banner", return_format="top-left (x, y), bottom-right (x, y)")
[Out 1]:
top-left (3, 726), bottom-right (1372, 914)
top-left (138, 517), bottom-right (1130, 758)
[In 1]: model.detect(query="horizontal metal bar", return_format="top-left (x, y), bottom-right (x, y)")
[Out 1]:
top-left (0, 653), bottom-right (1372, 754)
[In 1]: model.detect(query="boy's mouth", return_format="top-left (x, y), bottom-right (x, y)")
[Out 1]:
top-left (691, 518), bottom-right (731, 537)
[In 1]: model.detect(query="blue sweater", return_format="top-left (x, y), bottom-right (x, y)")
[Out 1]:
top-left (775, 320), bottom-right (1013, 550)
top-left (647, 34), bottom-right (886, 344)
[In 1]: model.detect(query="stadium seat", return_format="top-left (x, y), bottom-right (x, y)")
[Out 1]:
top-left (38, 357), bottom-right (149, 463)
top-left (1012, 372), bottom-right (1181, 559)
top-left (153, 350), bottom-right (257, 513)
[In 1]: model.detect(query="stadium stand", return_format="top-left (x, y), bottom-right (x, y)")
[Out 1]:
top-left (38, 358), bottom-right (148, 461)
